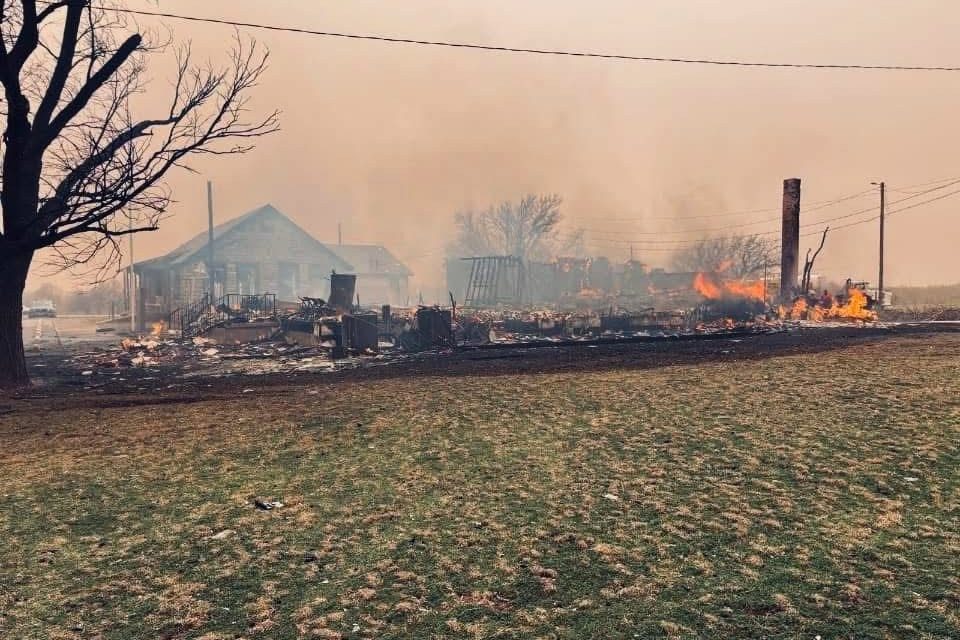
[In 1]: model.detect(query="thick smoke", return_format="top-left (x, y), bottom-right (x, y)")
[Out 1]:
top-left (32, 0), bottom-right (960, 296)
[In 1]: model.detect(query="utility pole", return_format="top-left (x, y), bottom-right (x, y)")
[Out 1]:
top-left (128, 217), bottom-right (135, 333)
top-left (878, 181), bottom-right (885, 306)
top-left (338, 222), bottom-right (342, 246)
top-left (871, 181), bottom-right (885, 306)
top-left (207, 181), bottom-right (215, 297)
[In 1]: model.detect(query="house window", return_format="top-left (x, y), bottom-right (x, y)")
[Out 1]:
top-left (279, 262), bottom-right (300, 300)
top-left (237, 263), bottom-right (259, 295)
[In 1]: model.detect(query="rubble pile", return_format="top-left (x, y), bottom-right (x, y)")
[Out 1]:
top-left (66, 335), bottom-right (341, 378)
top-left (454, 307), bottom-right (694, 344)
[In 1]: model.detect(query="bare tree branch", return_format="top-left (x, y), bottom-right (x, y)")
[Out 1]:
top-left (0, 1), bottom-right (280, 388)
top-left (1, 2), bottom-right (277, 273)
top-left (449, 193), bottom-right (571, 262)
top-left (671, 234), bottom-right (777, 278)
top-left (801, 227), bottom-right (829, 292)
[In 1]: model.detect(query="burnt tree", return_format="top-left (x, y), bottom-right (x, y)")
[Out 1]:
top-left (671, 234), bottom-right (777, 279)
top-left (0, 1), bottom-right (278, 388)
top-left (800, 227), bottom-right (829, 293)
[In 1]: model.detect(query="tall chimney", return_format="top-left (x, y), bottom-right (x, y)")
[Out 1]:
top-left (780, 178), bottom-right (801, 299)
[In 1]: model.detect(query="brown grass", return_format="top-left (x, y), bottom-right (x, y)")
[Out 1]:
top-left (1, 333), bottom-right (958, 639)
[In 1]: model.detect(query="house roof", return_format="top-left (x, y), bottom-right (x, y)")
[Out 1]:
top-left (323, 243), bottom-right (412, 277)
top-left (134, 204), bottom-right (411, 277)
top-left (134, 204), bottom-right (350, 272)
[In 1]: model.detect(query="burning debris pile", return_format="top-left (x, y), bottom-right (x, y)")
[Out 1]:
top-left (690, 267), bottom-right (878, 327)
top-left (692, 271), bottom-right (769, 323)
top-left (779, 287), bottom-right (877, 322)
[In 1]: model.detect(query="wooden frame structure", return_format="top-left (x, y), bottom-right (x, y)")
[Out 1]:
top-left (462, 256), bottom-right (525, 307)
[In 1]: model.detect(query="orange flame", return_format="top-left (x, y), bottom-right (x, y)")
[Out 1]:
top-left (789, 298), bottom-right (808, 320)
top-left (778, 288), bottom-right (877, 322)
top-left (150, 320), bottom-right (166, 336)
top-left (693, 272), bottom-right (766, 302)
top-left (725, 280), bottom-right (767, 301)
top-left (829, 288), bottom-right (875, 320)
top-left (693, 272), bottom-right (724, 299)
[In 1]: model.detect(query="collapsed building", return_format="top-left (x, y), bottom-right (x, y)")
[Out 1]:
top-left (447, 256), bottom-right (701, 311)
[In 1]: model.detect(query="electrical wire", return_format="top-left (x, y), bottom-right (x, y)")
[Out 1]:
top-left (800, 186), bottom-right (960, 237)
top-left (589, 189), bottom-right (877, 225)
top-left (578, 189), bottom-right (874, 236)
top-left (578, 177), bottom-right (960, 236)
top-left (98, 6), bottom-right (960, 72)
top-left (570, 178), bottom-right (960, 246)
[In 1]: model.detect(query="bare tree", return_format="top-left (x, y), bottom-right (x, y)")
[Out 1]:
top-left (0, 1), bottom-right (279, 388)
top-left (801, 227), bottom-right (829, 293)
top-left (449, 193), bottom-right (581, 262)
top-left (671, 234), bottom-right (777, 279)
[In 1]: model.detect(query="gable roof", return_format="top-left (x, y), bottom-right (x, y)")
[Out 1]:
top-left (324, 243), bottom-right (412, 277)
top-left (135, 204), bottom-right (351, 272)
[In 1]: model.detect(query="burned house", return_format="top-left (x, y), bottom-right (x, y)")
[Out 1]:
top-left (323, 243), bottom-right (411, 307)
top-left (133, 204), bottom-right (410, 327)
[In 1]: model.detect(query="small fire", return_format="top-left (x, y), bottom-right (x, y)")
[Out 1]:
top-left (789, 298), bottom-right (807, 320)
top-left (831, 287), bottom-right (875, 320)
top-left (779, 287), bottom-right (877, 322)
top-left (150, 320), bottom-right (167, 336)
top-left (693, 272), bottom-right (766, 302)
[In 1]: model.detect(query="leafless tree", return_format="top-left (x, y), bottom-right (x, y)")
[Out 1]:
top-left (449, 193), bottom-right (582, 262)
top-left (671, 234), bottom-right (777, 279)
top-left (801, 227), bottom-right (829, 293)
top-left (0, 1), bottom-right (279, 388)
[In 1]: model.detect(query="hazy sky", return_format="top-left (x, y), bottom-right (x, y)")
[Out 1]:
top-left (30, 0), bottom-right (960, 293)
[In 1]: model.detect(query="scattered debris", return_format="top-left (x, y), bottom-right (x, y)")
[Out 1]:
top-left (253, 498), bottom-right (284, 511)
top-left (210, 529), bottom-right (236, 540)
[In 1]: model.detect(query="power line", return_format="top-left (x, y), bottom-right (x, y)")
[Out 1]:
top-left (799, 181), bottom-right (960, 236)
top-left (573, 178), bottom-right (960, 245)
top-left (99, 6), bottom-right (960, 72)
top-left (879, 174), bottom-right (960, 194)
top-left (800, 186), bottom-right (960, 237)
top-left (578, 176), bottom-right (960, 234)
top-left (595, 176), bottom-right (958, 224)
top-left (578, 189), bottom-right (875, 235)
top-left (591, 188), bottom-right (877, 224)
top-left (433, 185), bottom-right (959, 258)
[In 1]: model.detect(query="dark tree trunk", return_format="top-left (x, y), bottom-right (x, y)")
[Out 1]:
top-left (0, 250), bottom-right (33, 389)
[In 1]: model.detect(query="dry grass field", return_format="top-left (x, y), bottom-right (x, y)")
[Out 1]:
top-left (1, 332), bottom-right (958, 639)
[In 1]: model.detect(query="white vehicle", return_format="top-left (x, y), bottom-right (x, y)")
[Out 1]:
top-left (27, 300), bottom-right (57, 318)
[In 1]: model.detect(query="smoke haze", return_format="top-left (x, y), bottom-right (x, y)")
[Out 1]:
top-left (30, 0), bottom-right (960, 296)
